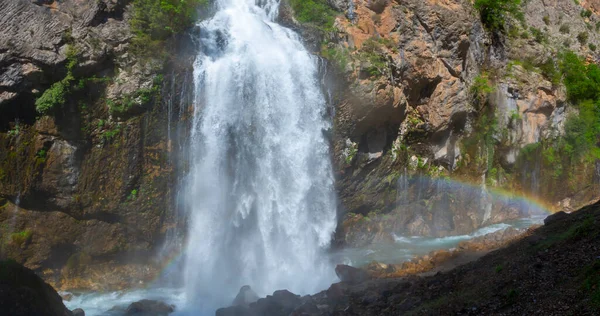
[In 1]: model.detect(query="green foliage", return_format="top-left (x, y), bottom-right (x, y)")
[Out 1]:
top-left (288, 0), bottom-right (337, 31)
top-left (321, 44), bottom-right (349, 72)
top-left (10, 230), bottom-right (32, 246)
top-left (578, 31), bottom-right (589, 45)
top-left (590, 43), bottom-right (598, 51)
top-left (102, 125), bottom-right (121, 142)
top-left (471, 73), bottom-right (495, 104)
top-left (538, 58), bottom-right (561, 85)
top-left (345, 142), bottom-right (358, 165)
top-left (529, 27), bottom-right (548, 44)
top-left (357, 38), bottom-right (388, 76)
top-left (474, 0), bottom-right (523, 31)
top-left (130, 0), bottom-right (207, 56)
top-left (559, 24), bottom-right (570, 34)
top-left (560, 51), bottom-right (600, 102)
top-left (35, 80), bottom-right (71, 115)
top-left (108, 76), bottom-right (162, 115)
top-left (495, 264), bottom-right (504, 273)
top-left (581, 9), bottom-right (593, 18)
top-left (543, 15), bottom-right (550, 25)
top-left (35, 45), bottom-right (79, 115)
top-left (128, 189), bottom-right (138, 200)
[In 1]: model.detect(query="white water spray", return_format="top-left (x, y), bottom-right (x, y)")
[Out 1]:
top-left (183, 0), bottom-right (337, 312)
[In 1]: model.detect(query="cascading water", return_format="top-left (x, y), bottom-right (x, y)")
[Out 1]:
top-left (183, 0), bottom-right (337, 312)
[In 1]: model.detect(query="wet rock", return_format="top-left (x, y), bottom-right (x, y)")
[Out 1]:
top-left (335, 264), bottom-right (370, 284)
top-left (218, 289), bottom-right (303, 316)
top-left (124, 299), bottom-right (174, 316)
top-left (544, 211), bottom-right (570, 226)
top-left (232, 285), bottom-right (259, 306)
top-left (0, 260), bottom-right (73, 316)
top-left (72, 308), bottom-right (85, 316)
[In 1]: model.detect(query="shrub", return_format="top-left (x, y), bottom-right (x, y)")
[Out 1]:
top-left (543, 15), bottom-right (550, 25)
top-left (560, 51), bottom-right (600, 102)
top-left (529, 27), bottom-right (547, 43)
top-left (559, 24), bottom-right (570, 34)
top-left (35, 45), bottom-right (78, 114)
top-left (578, 32), bottom-right (589, 45)
top-left (471, 73), bottom-right (495, 102)
top-left (590, 43), bottom-right (597, 51)
top-left (289, 0), bottom-right (337, 31)
top-left (130, 0), bottom-right (207, 56)
top-left (474, 0), bottom-right (523, 31)
top-left (581, 9), bottom-right (593, 18)
top-left (35, 79), bottom-right (71, 115)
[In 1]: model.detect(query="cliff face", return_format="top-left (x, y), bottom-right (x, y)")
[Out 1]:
top-left (300, 0), bottom-right (600, 245)
top-left (0, 0), bottom-right (194, 290)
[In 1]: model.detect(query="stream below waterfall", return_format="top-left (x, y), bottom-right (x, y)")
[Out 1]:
top-left (63, 215), bottom-right (547, 315)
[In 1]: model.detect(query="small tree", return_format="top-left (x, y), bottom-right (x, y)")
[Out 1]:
top-left (474, 0), bottom-right (522, 31)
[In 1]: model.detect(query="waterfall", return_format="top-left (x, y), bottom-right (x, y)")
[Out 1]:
top-left (183, 0), bottom-right (337, 312)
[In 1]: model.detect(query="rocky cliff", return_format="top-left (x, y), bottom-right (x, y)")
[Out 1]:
top-left (281, 0), bottom-right (600, 246)
top-left (0, 0), bottom-right (196, 290)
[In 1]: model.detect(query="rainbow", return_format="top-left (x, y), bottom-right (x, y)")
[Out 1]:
top-left (148, 175), bottom-right (556, 285)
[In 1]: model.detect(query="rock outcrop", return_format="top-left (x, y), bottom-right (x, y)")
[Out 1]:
top-left (0, 259), bottom-right (74, 316)
top-left (0, 0), bottom-right (196, 290)
top-left (287, 0), bottom-right (600, 245)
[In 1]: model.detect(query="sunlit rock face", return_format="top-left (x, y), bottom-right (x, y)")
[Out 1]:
top-left (310, 0), bottom-right (600, 246)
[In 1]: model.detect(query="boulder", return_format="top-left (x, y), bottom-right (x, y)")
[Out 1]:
top-left (72, 308), bottom-right (85, 316)
top-left (0, 259), bottom-right (73, 316)
top-left (125, 299), bottom-right (174, 316)
top-left (232, 285), bottom-right (259, 306)
top-left (335, 264), bottom-right (370, 284)
top-left (544, 211), bottom-right (570, 226)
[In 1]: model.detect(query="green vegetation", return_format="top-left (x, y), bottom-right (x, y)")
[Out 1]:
top-left (128, 189), bottom-right (138, 200)
top-left (345, 141), bottom-right (358, 165)
top-left (470, 73), bottom-right (495, 104)
top-left (474, 0), bottom-right (523, 31)
top-left (288, 0), bottom-right (337, 32)
top-left (358, 38), bottom-right (389, 77)
top-left (543, 15), bottom-right (550, 26)
top-left (529, 27), bottom-right (548, 44)
top-left (495, 264), bottom-right (504, 273)
top-left (320, 44), bottom-right (349, 72)
top-left (10, 230), bottom-right (32, 246)
top-left (578, 31), bottom-right (589, 45)
top-left (102, 125), bottom-right (121, 142)
top-left (108, 75), bottom-right (163, 115)
top-left (130, 0), bottom-right (207, 56)
top-left (590, 43), bottom-right (597, 51)
top-left (35, 45), bottom-right (78, 115)
top-left (560, 24), bottom-right (570, 34)
top-left (581, 9), bottom-right (593, 19)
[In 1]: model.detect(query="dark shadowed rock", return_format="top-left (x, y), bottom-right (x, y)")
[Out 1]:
top-left (72, 308), bottom-right (85, 316)
top-left (544, 211), bottom-right (570, 226)
top-left (232, 285), bottom-right (259, 306)
top-left (335, 264), bottom-right (370, 284)
top-left (0, 259), bottom-right (73, 316)
top-left (217, 289), bottom-right (303, 316)
top-left (125, 299), bottom-right (174, 316)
